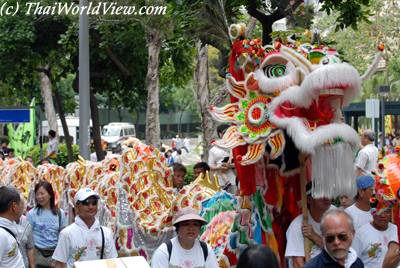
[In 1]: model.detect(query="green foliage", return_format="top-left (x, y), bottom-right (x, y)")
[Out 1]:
top-left (286, 3), bottom-right (315, 29)
top-left (27, 143), bottom-right (79, 167)
top-left (320, 0), bottom-right (372, 31)
top-left (315, 0), bottom-right (400, 101)
top-left (184, 164), bottom-right (195, 185)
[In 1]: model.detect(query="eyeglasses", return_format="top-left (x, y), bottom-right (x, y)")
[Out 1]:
top-left (78, 199), bottom-right (98, 206)
top-left (324, 233), bottom-right (349, 243)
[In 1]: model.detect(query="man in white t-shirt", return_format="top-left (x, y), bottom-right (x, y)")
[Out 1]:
top-left (0, 186), bottom-right (26, 268)
top-left (47, 129), bottom-right (59, 159)
top-left (151, 207), bottom-right (218, 268)
top-left (53, 188), bottom-right (117, 268)
top-left (208, 125), bottom-right (236, 194)
top-left (355, 130), bottom-right (378, 176)
top-left (345, 175), bottom-right (375, 230)
top-left (352, 197), bottom-right (398, 268)
top-left (285, 183), bottom-right (333, 268)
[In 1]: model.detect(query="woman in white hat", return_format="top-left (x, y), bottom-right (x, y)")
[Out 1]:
top-left (151, 207), bottom-right (218, 268)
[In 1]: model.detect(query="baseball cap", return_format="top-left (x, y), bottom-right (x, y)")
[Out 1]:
top-left (74, 187), bottom-right (100, 204)
top-left (172, 207), bottom-right (207, 226)
top-left (356, 175), bottom-right (375, 190)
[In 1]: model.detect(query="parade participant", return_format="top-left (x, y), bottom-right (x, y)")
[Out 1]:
top-left (285, 183), bottom-right (333, 268)
top-left (304, 209), bottom-right (363, 268)
top-left (151, 207), bottom-right (218, 268)
top-left (53, 187), bottom-right (117, 268)
top-left (193, 162), bottom-right (210, 179)
top-left (46, 130), bottom-right (58, 159)
top-left (17, 214), bottom-right (35, 268)
top-left (6, 148), bottom-right (15, 159)
top-left (28, 181), bottom-right (67, 268)
top-left (237, 244), bottom-right (279, 268)
top-left (172, 163), bottom-right (186, 192)
top-left (352, 191), bottom-right (398, 268)
top-left (355, 130), bottom-right (378, 176)
top-left (165, 149), bottom-right (174, 167)
top-left (16, 195), bottom-right (35, 268)
top-left (345, 175), bottom-right (374, 230)
top-left (339, 195), bottom-right (354, 209)
top-left (382, 241), bottom-right (400, 268)
top-left (208, 124), bottom-right (236, 194)
top-left (173, 149), bottom-right (183, 164)
top-left (0, 186), bottom-right (26, 267)
top-left (25, 156), bottom-right (34, 166)
top-left (1, 141), bottom-right (9, 155)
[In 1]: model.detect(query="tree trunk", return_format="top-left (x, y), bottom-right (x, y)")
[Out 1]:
top-left (145, 28), bottom-right (162, 147)
top-left (39, 69), bottom-right (58, 139)
top-left (195, 41), bottom-right (215, 162)
top-left (54, 87), bottom-right (74, 163)
top-left (90, 89), bottom-right (105, 161)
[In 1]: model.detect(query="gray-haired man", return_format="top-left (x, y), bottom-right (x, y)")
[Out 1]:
top-left (355, 130), bottom-right (378, 176)
top-left (304, 209), bottom-right (364, 268)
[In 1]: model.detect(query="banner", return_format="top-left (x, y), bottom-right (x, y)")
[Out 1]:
top-left (7, 98), bottom-right (36, 158)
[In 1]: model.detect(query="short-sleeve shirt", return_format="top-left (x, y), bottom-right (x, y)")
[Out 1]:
top-left (354, 144), bottom-right (378, 175)
top-left (285, 213), bottom-right (323, 267)
top-left (352, 222), bottom-right (398, 268)
top-left (47, 138), bottom-right (58, 156)
top-left (345, 204), bottom-right (373, 230)
top-left (16, 216), bottom-right (34, 268)
top-left (208, 146), bottom-right (236, 187)
top-left (0, 217), bottom-right (26, 268)
top-left (151, 237), bottom-right (218, 268)
top-left (27, 207), bottom-right (67, 249)
top-left (52, 216), bottom-right (117, 268)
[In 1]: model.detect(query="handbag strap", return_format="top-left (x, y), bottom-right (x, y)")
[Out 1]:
top-left (57, 209), bottom-right (62, 233)
top-left (0, 226), bottom-right (19, 246)
top-left (100, 226), bottom-right (105, 259)
top-left (0, 226), bottom-right (17, 240)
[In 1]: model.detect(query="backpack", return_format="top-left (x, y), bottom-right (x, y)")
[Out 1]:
top-left (165, 239), bottom-right (208, 263)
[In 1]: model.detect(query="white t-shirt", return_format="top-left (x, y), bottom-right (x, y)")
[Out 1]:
top-left (52, 216), bottom-right (117, 268)
top-left (208, 146), bottom-right (236, 187)
top-left (345, 204), bottom-right (373, 230)
top-left (0, 217), bottom-right (26, 268)
top-left (47, 138), bottom-right (58, 156)
top-left (354, 144), bottom-right (378, 175)
top-left (285, 213), bottom-right (323, 268)
top-left (353, 222), bottom-right (398, 268)
top-left (151, 237), bottom-right (218, 268)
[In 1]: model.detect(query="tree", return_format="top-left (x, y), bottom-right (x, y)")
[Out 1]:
top-left (0, 1), bottom-right (75, 161)
top-left (314, 0), bottom-right (400, 100)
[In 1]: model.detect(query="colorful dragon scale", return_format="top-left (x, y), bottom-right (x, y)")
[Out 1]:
top-left (0, 139), bottom-right (236, 263)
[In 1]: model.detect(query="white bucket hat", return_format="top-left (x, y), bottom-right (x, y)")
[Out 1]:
top-left (172, 207), bottom-right (207, 226)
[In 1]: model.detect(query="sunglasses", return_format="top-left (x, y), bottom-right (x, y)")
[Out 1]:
top-left (78, 199), bottom-right (98, 206)
top-left (324, 233), bottom-right (349, 243)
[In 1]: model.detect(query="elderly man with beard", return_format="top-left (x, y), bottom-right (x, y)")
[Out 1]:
top-left (304, 209), bottom-right (364, 268)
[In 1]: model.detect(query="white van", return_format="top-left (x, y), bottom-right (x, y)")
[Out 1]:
top-left (42, 116), bottom-right (92, 144)
top-left (101, 122), bottom-right (136, 149)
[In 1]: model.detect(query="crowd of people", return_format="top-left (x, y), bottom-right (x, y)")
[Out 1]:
top-left (1, 127), bottom-right (400, 268)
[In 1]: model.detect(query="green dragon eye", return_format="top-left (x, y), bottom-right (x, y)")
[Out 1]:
top-left (264, 64), bottom-right (286, 78)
